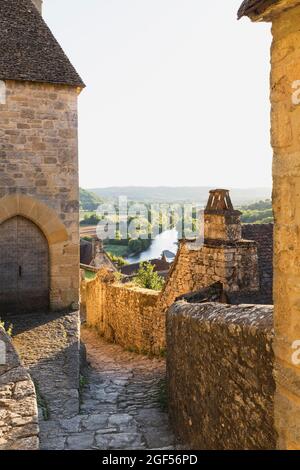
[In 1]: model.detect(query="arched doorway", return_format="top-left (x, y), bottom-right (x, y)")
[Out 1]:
top-left (0, 216), bottom-right (49, 314)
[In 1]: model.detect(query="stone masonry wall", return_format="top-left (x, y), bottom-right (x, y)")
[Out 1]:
top-left (242, 224), bottom-right (273, 304)
top-left (0, 328), bottom-right (39, 450)
top-left (167, 302), bottom-right (276, 450)
top-left (270, 3), bottom-right (300, 449)
top-left (85, 235), bottom-right (259, 355)
top-left (86, 270), bottom-right (160, 355)
top-left (0, 79), bottom-right (79, 311)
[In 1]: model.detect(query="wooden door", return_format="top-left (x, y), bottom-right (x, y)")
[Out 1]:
top-left (0, 216), bottom-right (49, 314)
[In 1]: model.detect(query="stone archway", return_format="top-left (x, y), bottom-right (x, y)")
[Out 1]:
top-left (0, 194), bottom-right (68, 245)
top-left (0, 195), bottom-right (69, 312)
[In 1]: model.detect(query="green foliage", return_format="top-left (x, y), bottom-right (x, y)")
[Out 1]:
top-left (107, 252), bottom-right (129, 268)
top-left (79, 374), bottom-right (88, 406)
top-left (240, 199), bottom-right (273, 224)
top-left (0, 319), bottom-right (13, 337)
top-left (84, 270), bottom-right (97, 280)
top-left (114, 271), bottom-right (124, 283)
top-left (80, 213), bottom-right (101, 226)
top-left (134, 262), bottom-right (165, 291)
top-left (128, 238), bottom-right (151, 255)
top-left (157, 379), bottom-right (168, 411)
top-left (34, 381), bottom-right (50, 421)
top-left (241, 199), bottom-right (272, 211)
top-left (241, 209), bottom-right (273, 224)
top-left (79, 188), bottom-right (104, 211)
top-left (104, 244), bottom-right (129, 258)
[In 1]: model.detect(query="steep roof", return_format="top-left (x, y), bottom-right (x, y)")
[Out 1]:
top-left (0, 0), bottom-right (84, 87)
top-left (237, 0), bottom-right (279, 19)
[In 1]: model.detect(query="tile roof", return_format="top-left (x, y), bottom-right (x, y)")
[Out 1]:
top-left (237, 0), bottom-right (278, 19)
top-left (0, 0), bottom-right (84, 87)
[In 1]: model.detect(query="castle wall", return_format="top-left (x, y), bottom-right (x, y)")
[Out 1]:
top-left (167, 302), bottom-right (276, 450)
top-left (0, 80), bottom-right (79, 311)
top-left (0, 328), bottom-right (39, 450)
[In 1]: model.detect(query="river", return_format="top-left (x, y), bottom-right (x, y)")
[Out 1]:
top-left (126, 229), bottom-right (179, 264)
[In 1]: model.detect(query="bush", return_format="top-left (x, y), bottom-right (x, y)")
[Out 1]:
top-left (134, 262), bottom-right (164, 291)
top-left (107, 252), bottom-right (129, 268)
top-left (0, 319), bottom-right (13, 336)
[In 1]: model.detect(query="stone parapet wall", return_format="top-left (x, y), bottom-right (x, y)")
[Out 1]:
top-left (0, 328), bottom-right (39, 450)
top-left (167, 302), bottom-right (276, 450)
top-left (86, 270), bottom-right (161, 355)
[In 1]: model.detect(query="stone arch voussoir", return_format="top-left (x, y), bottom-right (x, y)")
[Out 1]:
top-left (0, 194), bottom-right (68, 245)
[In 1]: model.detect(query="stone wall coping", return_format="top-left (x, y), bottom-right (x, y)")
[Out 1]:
top-left (170, 301), bottom-right (274, 332)
top-left (105, 280), bottom-right (160, 297)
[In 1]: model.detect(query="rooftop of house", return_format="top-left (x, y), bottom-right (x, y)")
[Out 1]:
top-left (0, 0), bottom-right (84, 87)
top-left (120, 258), bottom-right (171, 276)
top-left (237, 0), bottom-right (279, 19)
top-left (80, 239), bottom-right (117, 272)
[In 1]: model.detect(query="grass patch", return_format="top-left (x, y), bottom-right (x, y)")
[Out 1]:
top-left (158, 379), bottom-right (168, 411)
top-left (84, 270), bottom-right (97, 280)
top-left (0, 319), bottom-right (13, 337)
top-left (79, 374), bottom-right (89, 406)
top-left (34, 381), bottom-right (50, 421)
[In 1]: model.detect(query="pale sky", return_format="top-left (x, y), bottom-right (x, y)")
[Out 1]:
top-left (44, 0), bottom-right (272, 189)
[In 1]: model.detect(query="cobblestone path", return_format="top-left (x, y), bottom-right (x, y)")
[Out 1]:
top-left (9, 314), bottom-right (176, 450)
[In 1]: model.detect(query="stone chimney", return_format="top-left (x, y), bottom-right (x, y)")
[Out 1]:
top-left (204, 189), bottom-right (242, 242)
top-left (32, 0), bottom-right (43, 14)
top-left (202, 189), bottom-right (259, 293)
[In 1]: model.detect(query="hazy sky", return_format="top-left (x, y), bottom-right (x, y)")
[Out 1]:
top-left (44, 0), bottom-right (272, 189)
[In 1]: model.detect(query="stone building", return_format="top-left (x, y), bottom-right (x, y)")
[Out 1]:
top-left (239, 0), bottom-right (300, 449)
top-left (0, 0), bottom-right (84, 313)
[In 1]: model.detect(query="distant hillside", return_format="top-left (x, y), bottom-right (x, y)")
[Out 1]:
top-left (88, 186), bottom-right (271, 206)
top-left (80, 188), bottom-right (104, 211)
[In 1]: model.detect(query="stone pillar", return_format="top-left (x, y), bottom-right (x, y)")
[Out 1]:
top-left (238, 0), bottom-right (300, 449)
top-left (32, 0), bottom-right (42, 14)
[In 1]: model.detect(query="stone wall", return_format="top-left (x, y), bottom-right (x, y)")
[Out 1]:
top-left (270, 4), bottom-right (300, 449)
top-left (0, 328), bottom-right (39, 450)
top-left (242, 224), bottom-right (273, 304)
top-left (86, 270), bottom-right (161, 355)
top-left (159, 238), bottom-right (259, 316)
top-left (85, 234), bottom-right (260, 355)
top-left (167, 302), bottom-right (276, 450)
top-left (0, 79), bottom-right (79, 311)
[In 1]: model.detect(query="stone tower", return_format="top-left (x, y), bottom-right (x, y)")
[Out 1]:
top-left (0, 0), bottom-right (85, 313)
